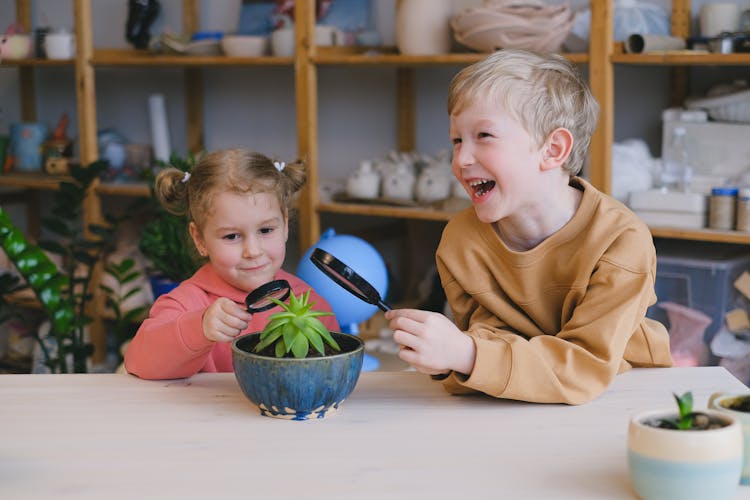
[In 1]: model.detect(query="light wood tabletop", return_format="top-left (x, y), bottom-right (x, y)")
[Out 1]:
top-left (1, 367), bottom-right (749, 499)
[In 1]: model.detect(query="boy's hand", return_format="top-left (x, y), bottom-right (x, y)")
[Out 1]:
top-left (202, 297), bottom-right (253, 343)
top-left (385, 308), bottom-right (476, 376)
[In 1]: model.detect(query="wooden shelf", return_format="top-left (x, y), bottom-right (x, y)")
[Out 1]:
top-left (0, 173), bottom-right (67, 190)
top-left (613, 51), bottom-right (750, 66)
top-left (92, 48), bottom-right (293, 67)
top-left (313, 49), bottom-right (588, 66)
top-left (650, 226), bottom-right (750, 245)
top-left (96, 182), bottom-right (150, 197)
top-left (317, 201), bottom-right (458, 222)
top-left (0, 58), bottom-right (74, 67)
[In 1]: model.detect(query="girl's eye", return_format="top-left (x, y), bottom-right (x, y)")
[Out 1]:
top-left (259, 227), bottom-right (275, 235)
top-left (223, 233), bottom-right (240, 241)
top-left (451, 137), bottom-right (462, 146)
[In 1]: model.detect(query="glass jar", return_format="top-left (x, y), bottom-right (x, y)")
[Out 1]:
top-left (709, 187), bottom-right (738, 230)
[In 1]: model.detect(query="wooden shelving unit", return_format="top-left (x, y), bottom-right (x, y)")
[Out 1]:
top-left (2, 0), bottom-right (750, 364)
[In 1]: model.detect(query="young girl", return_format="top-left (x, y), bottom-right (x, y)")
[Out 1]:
top-left (125, 149), bottom-right (340, 379)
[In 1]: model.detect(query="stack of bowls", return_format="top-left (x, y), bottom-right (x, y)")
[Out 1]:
top-left (451, 0), bottom-right (573, 53)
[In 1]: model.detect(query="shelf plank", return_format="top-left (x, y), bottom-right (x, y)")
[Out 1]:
top-left (0, 173), bottom-right (66, 190)
top-left (0, 58), bottom-right (75, 67)
top-left (313, 50), bottom-right (588, 66)
top-left (317, 201), bottom-right (458, 221)
top-left (95, 182), bottom-right (150, 197)
top-left (651, 226), bottom-right (750, 245)
top-left (612, 51), bottom-right (750, 66)
top-left (92, 48), bottom-right (294, 66)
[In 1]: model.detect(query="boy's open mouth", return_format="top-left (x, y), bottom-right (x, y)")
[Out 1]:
top-left (469, 179), bottom-right (495, 197)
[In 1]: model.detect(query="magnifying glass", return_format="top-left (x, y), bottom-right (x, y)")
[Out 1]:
top-left (245, 279), bottom-right (291, 313)
top-left (310, 248), bottom-right (391, 312)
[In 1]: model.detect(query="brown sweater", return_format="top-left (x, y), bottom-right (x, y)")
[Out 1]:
top-left (436, 177), bottom-right (673, 404)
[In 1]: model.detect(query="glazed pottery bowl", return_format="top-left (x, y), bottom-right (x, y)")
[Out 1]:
top-left (710, 392), bottom-right (750, 484)
top-left (628, 408), bottom-right (742, 500)
top-left (232, 332), bottom-right (364, 420)
top-left (221, 34), bottom-right (268, 57)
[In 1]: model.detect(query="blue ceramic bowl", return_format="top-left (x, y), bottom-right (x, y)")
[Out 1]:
top-left (232, 332), bottom-right (364, 420)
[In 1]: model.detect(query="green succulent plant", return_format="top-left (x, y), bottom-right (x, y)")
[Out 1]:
top-left (254, 289), bottom-right (339, 359)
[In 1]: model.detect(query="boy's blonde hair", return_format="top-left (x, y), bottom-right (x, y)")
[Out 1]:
top-left (155, 149), bottom-right (306, 229)
top-left (447, 49), bottom-right (599, 176)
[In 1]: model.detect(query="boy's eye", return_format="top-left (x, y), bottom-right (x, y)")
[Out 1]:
top-left (223, 233), bottom-right (240, 241)
top-left (451, 137), bottom-right (462, 146)
top-left (478, 132), bottom-right (492, 139)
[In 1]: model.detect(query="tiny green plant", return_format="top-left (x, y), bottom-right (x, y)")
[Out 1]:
top-left (674, 391), bottom-right (694, 430)
top-left (254, 289), bottom-right (339, 359)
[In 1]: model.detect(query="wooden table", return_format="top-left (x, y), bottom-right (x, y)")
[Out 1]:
top-left (1, 367), bottom-right (749, 499)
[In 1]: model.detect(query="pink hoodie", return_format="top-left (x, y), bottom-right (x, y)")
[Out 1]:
top-left (125, 264), bottom-right (340, 379)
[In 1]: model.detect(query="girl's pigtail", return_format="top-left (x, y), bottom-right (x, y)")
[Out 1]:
top-left (154, 167), bottom-right (190, 216)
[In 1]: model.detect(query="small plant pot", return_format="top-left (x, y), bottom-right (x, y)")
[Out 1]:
top-left (628, 408), bottom-right (742, 500)
top-left (710, 392), bottom-right (750, 484)
top-left (232, 332), bottom-right (364, 420)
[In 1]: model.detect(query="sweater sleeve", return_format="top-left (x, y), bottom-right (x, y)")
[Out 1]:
top-left (124, 291), bottom-right (214, 380)
top-left (440, 259), bottom-right (671, 405)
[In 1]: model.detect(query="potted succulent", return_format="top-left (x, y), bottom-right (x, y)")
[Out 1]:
top-left (628, 391), bottom-right (743, 500)
top-left (138, 152), bottom-right (201, 297)
top-left (709, 391), bottom-right (750, 485)
top-left (232, 288), bottom-right (364, 420)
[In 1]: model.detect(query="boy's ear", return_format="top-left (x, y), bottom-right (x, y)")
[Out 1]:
top-left (540, 127), bottom-right (573, 171)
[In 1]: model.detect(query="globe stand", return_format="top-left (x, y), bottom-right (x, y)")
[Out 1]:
top-left (342, 322), bottom-right (380, 372)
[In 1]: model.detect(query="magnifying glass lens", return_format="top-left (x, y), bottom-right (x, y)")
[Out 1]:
top-left (245, 279), bottom-right (292, 313)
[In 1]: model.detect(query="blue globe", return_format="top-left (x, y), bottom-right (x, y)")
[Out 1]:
top-left (297, 228), bottom-right (388, 329)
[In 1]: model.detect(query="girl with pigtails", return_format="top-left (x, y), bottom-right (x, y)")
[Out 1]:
top-left (125, 149), bottom-right (339, 379)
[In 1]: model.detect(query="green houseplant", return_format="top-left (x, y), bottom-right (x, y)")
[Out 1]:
top-left (138, 152), bottom-right (201, 292)
top-left (0, 160), bottom-right (114, 373)
top-left (627, 391), bottom-right (743, 500)
top-left (232, 288), bottom-right (364, 420)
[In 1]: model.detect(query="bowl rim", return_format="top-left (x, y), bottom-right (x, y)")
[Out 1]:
top-left (232, 331), bottom-right (365, 361)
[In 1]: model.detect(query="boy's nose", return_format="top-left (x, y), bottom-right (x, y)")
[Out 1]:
top-left (242, 238), bottom-right (262, 258)
top-left (453, 144), bottom-right (474, 168)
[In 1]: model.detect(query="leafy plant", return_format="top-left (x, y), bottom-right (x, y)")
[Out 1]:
top-left (138, 152), bottom-right (200, 282)
top-left (99, 258), bottom-right (148, 361)
top-left (254, 289), bottom-right (339, 359)
top-left (0, 160), bottom-right (113, 373)
top-left (656, 391), bottom-right (715, 430)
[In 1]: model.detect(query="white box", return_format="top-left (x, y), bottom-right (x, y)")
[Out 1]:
top-left (662, 119), bottom-right (750, 180)
top-left (629, 189), bottom-right (708, 213)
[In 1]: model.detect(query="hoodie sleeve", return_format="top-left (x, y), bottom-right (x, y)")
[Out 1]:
top-left (124, 286), bottom-right (214, 380)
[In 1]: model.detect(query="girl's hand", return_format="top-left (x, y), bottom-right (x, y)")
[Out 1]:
top-left (385, 308), bottom-right (475, 376)
top-left (202, 297), bottom-right (253, 343)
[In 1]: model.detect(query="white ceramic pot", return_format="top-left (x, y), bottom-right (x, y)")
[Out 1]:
top-left (271, 28), bottom-right (294, 57)
top-left (382, 163), bottom-right (415, 200)
top-left (346, 160), bottom-right (381, 199)
top-left (44, 32), bottom-right (76, 60)
top-left (415, 168), bottom-right (451, 203)
top-left (396, 0), bottom-right (452, 55)
top-left (628, 408), bottom-right (742, 500)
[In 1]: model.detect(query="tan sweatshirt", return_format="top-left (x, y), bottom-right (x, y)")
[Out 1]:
top-left (436, 177), bottom-right (673, 404)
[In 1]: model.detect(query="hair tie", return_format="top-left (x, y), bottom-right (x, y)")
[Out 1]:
top-left (273, 161), bottom-right (285, 172)
top-left (181, 172), bottom-right (191, 183)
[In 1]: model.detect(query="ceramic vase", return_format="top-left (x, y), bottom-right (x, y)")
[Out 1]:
top-left (232, 333), bottom-right (364, 420)
top-left (396, 0), bottom-right (453, 55)
top-left (628, 408), bottom-right (742, 500)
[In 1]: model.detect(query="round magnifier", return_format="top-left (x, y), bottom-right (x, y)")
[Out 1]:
top-left (310, 248), bottom-right (391, 312)
top-left (245, 279), bottom-right (292, 313)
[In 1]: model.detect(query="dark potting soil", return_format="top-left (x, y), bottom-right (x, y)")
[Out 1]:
top-left (726, 397), bottom-right (750, 412)
top-left (646, 412), bottom-right (727, 430)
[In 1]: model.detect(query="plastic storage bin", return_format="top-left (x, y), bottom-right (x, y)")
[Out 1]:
top-left (649, 243), bottom-right (750, 344)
